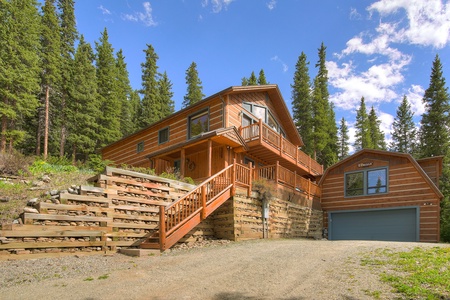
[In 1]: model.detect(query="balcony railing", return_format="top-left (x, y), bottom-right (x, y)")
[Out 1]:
top-left (241, 120), bottom-right (323, 175)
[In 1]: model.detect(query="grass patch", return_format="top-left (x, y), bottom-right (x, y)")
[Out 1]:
top-left (83, 276), bottom-right (94, 281)
top-left (97, 274), bottom-right (109, 280)
top-left (363, 247), bottom-right (450, 300)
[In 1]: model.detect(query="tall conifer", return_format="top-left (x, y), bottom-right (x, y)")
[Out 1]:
top-left (390, 95), bottom-right (417, 154)
top-left (354, 97), bottom-right (371, 150)
top-left (0, 0), bottom-right (41, 153)
top-left (159, 71), bottom-right (175, 118)
top-left (291, 52), bottom-right (313, 156)
top-left (182, 62), bottom-right (204, 108)
top-left (115, 49), bottom-right (134, 137)
top-left (95, 28), bottom-right (121, 147)
top-left (338, 117), bottom-right (349, 160)
top-left (368, 106), bottom-right (386, 150)
top-left (140, 44), bottom-right (160, 127)
top-left (258, 69), bottom-right (268, 85)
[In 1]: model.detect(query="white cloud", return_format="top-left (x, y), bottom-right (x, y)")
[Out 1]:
top-left (349, 7), bottom-right (362, 20)
top-left (267, 0), bottom-right (277, 10)
top-left (202, 0), bottom-right (234, 13)
top-left (122, 2), bottom-right (157, 27)
top-left (368, 0), bottom-right (450, 48)
top-left (271, 55), bottom-right (288, 73)
top-left (98, 5), bottom-right (111, 15)
top-left (405, 84), bottom-right (426, 116)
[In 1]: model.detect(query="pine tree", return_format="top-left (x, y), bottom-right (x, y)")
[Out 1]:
top-left (312, 43), bottom-right (338, 167)
top-left (39, 0), bottom-right (62, 160)
top-left (159, 71), bottom-right (175, 118)
top-left (56, 0), bottom-right (77, 157)
top-left (258, 69), bottom-right (268, 85)
top-left (140, 44), bottom-right (160, 127)
top-left (129, 90), bottom-right (142, 131)
top-left (67, 35), bottom-right (98, 162)
top-left (338, 117), bottom-right (349, 160)
top-left (291, 52), bottom-right (313, 156)
top-left (390, 95), bottom-right (417, 154)
top-left (95, 28), bottom-right (121, 148)
top-left (418, 54), bottom-right (450, 242)
top-left (115, 49), bottom-right (133, 137)
top-left (354, 97), bottom-right (372, 150)
top-left (0, 0), bottom-right (41, 153)
top-left (182, 62), bottom-right (204, 108)
top-left (368, 106), bottom-right (386, 150)
top-left (241, 77), bottom-right (249, 86)
top-left (419, 54), bottom-right (450, 158)
top-left (248, 71), bottom-right (257, 85)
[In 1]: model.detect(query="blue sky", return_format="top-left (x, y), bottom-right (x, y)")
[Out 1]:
top-left (73, 0), bottom-right (450, 149)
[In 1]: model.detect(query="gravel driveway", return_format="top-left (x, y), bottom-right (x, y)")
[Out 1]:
top-left (1, 239), bottom-right (448, 299)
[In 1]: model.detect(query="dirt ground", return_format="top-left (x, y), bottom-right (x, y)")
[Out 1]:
top-left (1, 238), bottom-right (448, 300)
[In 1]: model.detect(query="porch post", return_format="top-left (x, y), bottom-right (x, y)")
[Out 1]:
top-left (180, 148), bottom-right (186, 178)
top-left (275, 161), bottom-right (279, 185)
top-left (258, 119), bottom-right (263, 143)
top-left (248, 161), bottom-right (253, 197)
top-left (207, 139), bottom-right (212, 177)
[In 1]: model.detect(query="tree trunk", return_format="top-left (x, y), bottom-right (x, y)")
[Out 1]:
top-left (1, 114), bottom-right (7, 153)
top-left (44, 86), bottom-right (50, 160)
top-left (59, 94), bottom-right (66, 157)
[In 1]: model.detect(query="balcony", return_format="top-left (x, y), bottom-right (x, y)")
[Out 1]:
top-left (240, 120), bottom-right (323, 177)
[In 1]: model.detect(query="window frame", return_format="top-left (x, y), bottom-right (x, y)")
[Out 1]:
top-left (241, 102), bottom-right (285, 135)
top-left (158, 127), bottom-right (169, 145)
top-left (344, 167), bottom-right (388, 197)
top-left (136, 141), bottom-right (144, 153)
top-left (188, 108), bottom-right (210, 140)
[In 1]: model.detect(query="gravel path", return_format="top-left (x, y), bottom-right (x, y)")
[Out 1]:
top-left (0, 239), bottom-right (448, 299)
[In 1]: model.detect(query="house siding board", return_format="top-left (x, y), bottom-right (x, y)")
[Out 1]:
top-left (320, 150), bottom-right (441, 242)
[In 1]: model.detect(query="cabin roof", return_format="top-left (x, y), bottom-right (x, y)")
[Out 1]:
top-left (319, 149), bottom-right (444, 199)
top-left (102, 84), bottom-right (303, 150)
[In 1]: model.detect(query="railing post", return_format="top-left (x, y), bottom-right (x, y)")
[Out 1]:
top-left (308, 179), bottom-right (311, 200)
top-left (201, 185), bottom-right (207, 220)
top-left (279, 132), bottom-right (283, 157)
top-left (294, 171), bottom-right (297, 193)
top-left (275, 161), bottom-right (279, 185)
top-left (258, 119), bottom-right (263, 143)
top-left (248, 162), bottom-right (253, 197)
top-left (309, 156), bottom-right (312, 174)
top-left (232, 158), bottom-right (236, 196)
top-left (159, 205), bottom-right (166, 252)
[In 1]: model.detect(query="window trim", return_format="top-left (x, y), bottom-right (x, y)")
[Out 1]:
top-left (344, 167), bottom-right (388, 197)
top-left (241, 102), bottom-right (285, 134)
top-left (136, 141), bottom-right (144, 153)
top-left (158, 127), bottom-right (170, 145)
top-left (188, 108), bottom-right (210, 140)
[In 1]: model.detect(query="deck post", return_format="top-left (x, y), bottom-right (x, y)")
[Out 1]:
top-left (180, 148), bottom-right (186, 178)
top-left (159, 205), bottom-right (166, 252)
top-left (207, 139), bottom-right (212, 177)
top-left (201, 185), bottom-right (207, 220)
top-left (232, 158), bottom-right (236, 196)
top-left (279, 132), bottom-right (283, 157)
top-left (248, 162), bottom-right (253, 197)
top-left (275, 161), bottom-right (279, 185)
top-left (294, 171), bottom-right (297, 193)
top-left (308, 179), bottom-right (311, 200)
top-left (258, 119), bottom-right (263, 143)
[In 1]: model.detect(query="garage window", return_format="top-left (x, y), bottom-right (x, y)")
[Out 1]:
top-left (345, 168), bottom-right (387, 197)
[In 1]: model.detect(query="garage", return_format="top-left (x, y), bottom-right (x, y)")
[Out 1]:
top-left (328, 207), bottom-right (419, 242)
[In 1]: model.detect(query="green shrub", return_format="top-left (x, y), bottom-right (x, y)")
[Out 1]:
top-left (0, 151), bottom-right (34, 176)
top-left (87, 154), bottom-right (114, 173)
top-left (29, 159), bottom-right (78, 175)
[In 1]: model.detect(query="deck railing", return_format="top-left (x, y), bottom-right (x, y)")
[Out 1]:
top-left (241, 121), bottom-right (323, 175)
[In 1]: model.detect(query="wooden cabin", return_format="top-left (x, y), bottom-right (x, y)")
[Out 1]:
top-left (319, 149), bottom-right (443, 242)
top-left (102, 84), bottom-right (322, 194)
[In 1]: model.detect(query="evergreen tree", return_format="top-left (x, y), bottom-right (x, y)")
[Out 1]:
top-left (248, 71), bottom-right (257, 85)
top-left (258, 69), bottom-right (268, 85)
top-left (129, 90), bottom-right (142, 131)
top-left (418, 54), bottom-right (450, 242)
top-left (390, 95), bottom-right (417, 154)
top-left (368, 106), bottom-right (386, 150)
top-left (338, 117), bottom-right (349, 160)
top-left (419, 54), bottom-right (450, 158)
top-left (67, 35), bottom-right (98, 162)
top-left (241, 77), bottom-right (249, 86)
top-left (312, 43), bottom-right (338, 167)
top-left (0, 0), bottom-right (41, 153)
top-left (56, 0), bottom-right (77, 157)
top-left (182, 62), bottom-right (204, 108)
top-left (39, 0), bottom-right (62, 159)
top-left (159, 71), bottom-right (175, 118)
top-left (140, 44), bottom-right (160, 127)
top-left (291, 52), bottom-right (314, 156)
top-left (115, 49), bottom-right (133, 137)
top-left (354, 97), bottom-right (372, 150)
top-left (95, 28), bottom-right (121, 147)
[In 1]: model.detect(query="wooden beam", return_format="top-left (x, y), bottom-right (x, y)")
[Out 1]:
top-left (207, 139), bottom-right (212, 177)
top-left (180, 148), bottom-right (186, 178)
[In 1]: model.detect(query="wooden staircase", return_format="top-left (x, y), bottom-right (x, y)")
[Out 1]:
top-left (140, 164), bottom-right (237, 251)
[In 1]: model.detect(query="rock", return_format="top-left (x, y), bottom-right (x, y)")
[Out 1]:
top-left (0, 197), bottom-right (10, 203)
top-left (68, 188), bottom-right (77, 194)
top-left (32, 180), bottom-right (45, 187)
top-left (41, 175), bottom-right (51, 183)
top-left (23, 207), bottom-right (39, 214)
top-left (49, 190), bottom-right (59, 196)
top-left (27, 198), bottom-right (39, 206)
top-left (51, 199), bottom-right (60, 204)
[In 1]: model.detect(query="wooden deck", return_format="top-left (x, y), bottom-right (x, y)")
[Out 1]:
top-left (240, 120), bottom-right (323, 177)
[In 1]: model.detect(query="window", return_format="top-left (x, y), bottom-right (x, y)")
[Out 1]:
top-left (345, 168), bottom-right (387, 197)
top-left (188, 109), bottom-right (209, 139)
top-left (242, 102), bottom-right (285, 135)
top-left (136, 141), bottom-right (144, 153)
top-left (158, 127), bottom-right (169, 144)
